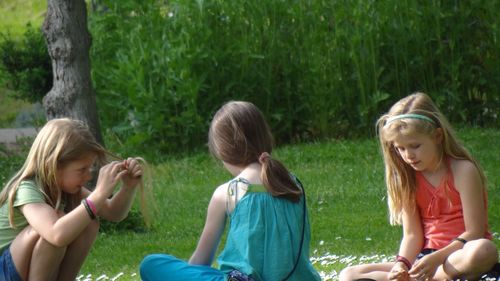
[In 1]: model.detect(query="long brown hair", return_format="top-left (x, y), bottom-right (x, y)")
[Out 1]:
top-left (0, 118), bottom-right (153, 227)
top-left (208, 101), bottom-right (302, 202)
top-left (376, 92), bottom-right (487, 225)
top-left (0, 119), bottom-right (108, 227)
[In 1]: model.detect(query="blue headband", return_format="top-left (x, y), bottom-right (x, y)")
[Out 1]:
top-left (385, 113), bottom-right (436, 126)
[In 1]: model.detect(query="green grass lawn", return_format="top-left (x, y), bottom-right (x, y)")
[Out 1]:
top-left (0, 0), bottom-right (46, 36)
top-left (77, 127), bottom-right (500, 281)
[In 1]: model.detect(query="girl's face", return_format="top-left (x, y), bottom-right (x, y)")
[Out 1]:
top-left (392, 129), bottom-right (443, 172)
top-left (57, 154), bottom-right (97, 194)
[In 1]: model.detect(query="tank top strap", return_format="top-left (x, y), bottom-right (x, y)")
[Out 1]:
top-left (226, 177), bottom-right (270, 216)
top-left (226, 177), bottom-right (252, 216)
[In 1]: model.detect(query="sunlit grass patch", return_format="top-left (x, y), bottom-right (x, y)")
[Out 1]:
top-left (0, 0), bottom-right (46, 36)
top-left (76, 272), bottom-right (139, 281)
top-left (313, 253), bottom-right (391, 281)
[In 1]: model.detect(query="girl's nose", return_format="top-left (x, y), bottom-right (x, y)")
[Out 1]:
top-left (405, 150), bottom-right (415, 159)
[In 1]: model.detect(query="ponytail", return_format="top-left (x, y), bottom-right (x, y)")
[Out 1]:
top-left (259, 152), bottom-right (302, 203)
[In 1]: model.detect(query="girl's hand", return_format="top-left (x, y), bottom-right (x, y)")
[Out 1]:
top-left (389, 262), bottom-right (410, 281)
top-left (121, 157), bottom-right (143, 189)
top-left (95, 161), bottom-right (127, 198)
top-left (409, 253), bottom-right (441, 281)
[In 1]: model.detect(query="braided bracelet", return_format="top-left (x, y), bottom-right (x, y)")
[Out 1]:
top-left (453, 237), bottom-right (467, 244)
top-left (395, 255), bottom-right (412, 270)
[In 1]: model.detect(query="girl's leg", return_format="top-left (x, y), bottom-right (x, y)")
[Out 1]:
top-left (339, 262), bottom-right (394, 281)
top-left (56, 219), bottom-right (100, 281)
top-left (9, 226), bottom-right (41, 280)
top-left (140, 254), bottom-right (225, 281)
top-left (27, 233), bottom-right (67, 281)
top-left (10, 220), bottom-right (99, 281)
top-left (435, 238), bottom-right (499, 280)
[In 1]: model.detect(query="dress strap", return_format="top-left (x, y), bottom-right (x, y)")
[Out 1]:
top-left (226, 177), bottom-right (250, 216)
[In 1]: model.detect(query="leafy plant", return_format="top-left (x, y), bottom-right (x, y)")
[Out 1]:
top-left (0, 23), bottom-right (52, 103)
top-left (89, 0), bottom-right (500, 157)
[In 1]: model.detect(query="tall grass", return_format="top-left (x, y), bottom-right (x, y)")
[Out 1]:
top-left (90, 0), bottom-right (500, 157)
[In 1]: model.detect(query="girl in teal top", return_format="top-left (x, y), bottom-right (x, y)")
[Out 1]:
top-left (140, 101), bottom-right (321, 281)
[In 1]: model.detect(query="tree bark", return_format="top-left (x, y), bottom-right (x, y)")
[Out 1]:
top-left (41, 0), bottom-right (103, 144)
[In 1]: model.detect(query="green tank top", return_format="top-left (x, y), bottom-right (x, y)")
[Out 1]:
top-left (217, 177), bottom-right (321, 281)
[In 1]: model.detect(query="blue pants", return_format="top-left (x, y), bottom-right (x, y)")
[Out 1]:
top-left (140, 254), bottom-right (226, 281)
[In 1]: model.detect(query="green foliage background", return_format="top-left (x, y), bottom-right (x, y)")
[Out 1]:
top-left (1, 0), bottom-right (498, 157)
top-left (88, 0), bottom-right (499, 159)
top-left (0, 24), bottom-right (52, 103)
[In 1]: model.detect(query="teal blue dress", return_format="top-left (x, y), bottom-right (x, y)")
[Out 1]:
top-left (218, 178), bottom-right (321, 281)
top-left (140, 177), bottom-right (321, 281)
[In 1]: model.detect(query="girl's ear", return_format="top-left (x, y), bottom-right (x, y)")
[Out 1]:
top-left (434, 128), bottom-right (444, 144)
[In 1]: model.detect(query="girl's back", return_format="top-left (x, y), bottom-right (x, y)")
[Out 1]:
top-left (218, 180), bottom-right (321, 281)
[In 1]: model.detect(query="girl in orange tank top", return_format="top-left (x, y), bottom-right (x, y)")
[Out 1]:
top-left (339, 93), bottom-right (498, 281)
top-left (415, 157), bottom-right (492, 250)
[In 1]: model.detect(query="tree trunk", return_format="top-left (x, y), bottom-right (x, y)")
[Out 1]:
top-left (41, 0), bottom-right (103, 144)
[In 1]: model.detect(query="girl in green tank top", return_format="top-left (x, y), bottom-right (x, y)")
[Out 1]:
top-left (0, 118), bottom-right (149, 281)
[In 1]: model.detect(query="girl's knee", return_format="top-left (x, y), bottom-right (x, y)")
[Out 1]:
top-left (11, 226), bottom-right (40, 249)
top-left (140, 254), bottom-right (176, 279)
top-left (35, 237), bottom-right (68, 256)
top-left (76, 219), bottom-right (100, 244)
top-left (140, 254), bottom-right (156, 269)
top-left (140, 254), bottom-right (160, 278)
top-left (339, 266), bottom-right (357, 281)
top-left (85, 219), bottom-right (100, 237)
top-left (466, 239), bottom-right (498, 262)
top-left (68, 219), bottom-right (100, 254)
top-left (10, 226), bottom-right (48, 263)
top-left (141, 255), bottom-right (162, 271)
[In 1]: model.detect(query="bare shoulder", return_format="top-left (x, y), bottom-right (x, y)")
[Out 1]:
top-left (450, 158), bottom-right (479, 178)
top-left (450, 158), bottom-right (483, 192)
top-left (211, 182), bottom-right (229, 202)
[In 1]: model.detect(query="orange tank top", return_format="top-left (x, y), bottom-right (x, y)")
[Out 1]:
top-left (415, 159), bottom-right (491, 249)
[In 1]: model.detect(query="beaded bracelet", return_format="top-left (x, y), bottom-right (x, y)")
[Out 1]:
top-left (81, 199), bottom-right (96, 220)
top-left (396, 255), bottom-right (412, 270)
top-left (454, 237), bottom-right (467, 244)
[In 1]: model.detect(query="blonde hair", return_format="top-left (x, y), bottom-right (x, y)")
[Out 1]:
top-left (208, 101), bottom-right (302, 202)
top-left (376, 92), bottom-right (486, 225)
top-left (0, 118), bottom-right (153, 228)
